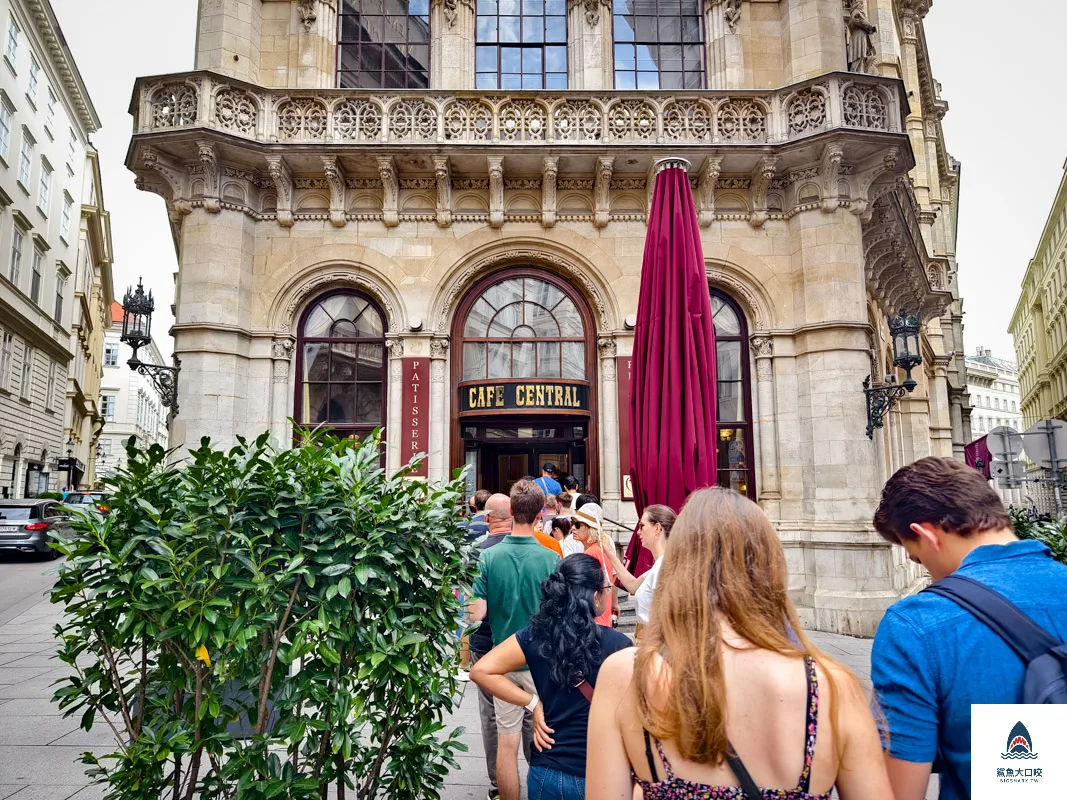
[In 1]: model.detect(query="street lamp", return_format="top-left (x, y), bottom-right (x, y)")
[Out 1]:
top-left (120, 279), bottom-right (180, 414)
top-left (864, 310), bottom-right (924, 439)
top-left (65, 437), bottom-right (75, 492)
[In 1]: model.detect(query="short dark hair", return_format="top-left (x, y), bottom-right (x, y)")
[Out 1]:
top-left (472, 489), bottom-right (491, 512)
top-left (574, 493), bottom-right (598, 512)
top-left (542, 463), bottom-right (558, 476)
top-left (511, 479), bottom-right (546, 525)
top-left (873, 457), bottom-right (1011, 544)
top-left (562, 476), bottom-right (579, 492)
top-left (551, 516), bottom-right (572, 536)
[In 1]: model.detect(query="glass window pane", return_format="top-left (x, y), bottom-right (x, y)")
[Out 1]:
top-left (464, 342), bottom-right (487, 380)
top-left (489, 302), bottom-right (522, 336)
top-left (330, 342), bottom-right (357, 381)
top-left (521, 73), bottom-right (542, 90)
top-left (477, 16), bottom-right (498, 41)
top-left (522, 0), bottom-right (544, 13)
top-left (500, 16), bottom-right (520, 42)
top-left (501, 47), bottom-right (522, 73)
top-left (615, 71), bottom-right (636, 89)
top-left (712, 296), bottom-right (741, 335)
top-left (659, 71), bottom-right (683, 89)
top-left (546, 16), bottom-right (566, 43)
top-left (636, 44), bottom-right (658, 70)
top-left (332, 319), bottom-right (359, 337)
top-left (329, 384), bottom-right (355, 423)
top-left (304, 344), bottom-right (330, 381)
top-left (717, 341), bottom-right (742, 381)
top-left (410, 0), bottom-right (430, 14)
top-left (522, 47), bottom-right (542, 72)
top-left (526, 303), bottom-right (560, 336)
top-left (716, 430), bottom-right (748, 472)
top-left (717, 382), bottom-right (743, 422)
top-left (682, 16), bottom-right (701, 43)
top-left (484, 277), bottom-right (524, 308)
top-left (545, 45), bottom-right (567, 71)
top-left (305, 384), bottom-right (329, 424)
top-left (341, 15), bottom-right (362, 42)
top-left (476, 45), bottom-right (497, 71)
top-left (537, 341), bottom-right (561, 377)
top-left (659, 16), bottom-right (681, 41)
top-left (681, 0), bottom-right (700, 13)
top-left (683, 69), bottom-right (704, 90)
top-left (556, 298), bottom-right (584, 337)
top-left (546, 73), bottom-right (568, 89)
top-left (303, 305), bottom-right (333, 338)
top-left (546, 0), bottom-right (566, 13)
top-left (513, 341), bottom-right (536, 378)
top-left (355, 307), bottom-right (384, 337)
top-left (614, 43), bottom-right (636, 68)
top-left (355, 385), bottom-right (382, 424)
top-left (635, 17), bottom-right (657, 41)
top-left (501, 73), bottom-right (522, 89)
top-left (660, 43), bottom-right (682, 70)
top-left (499, 0), bottom-right (520, 13)
top-left (523, 17), bottom-right (544, 43)
top-left (613, 16), bottom-right (635, 42)
top-left (527, 278), bottom-right (564, 309)
top-left (465, 297), bottom-right (496, 336)
top-left (637, 71), bottom-right (659, 90)
top-left (488, 341), bottom-right (511, 378)
top-left (357, 343), bottom-right (383, 382)
top-left (561, 342), bottom-right (585, 379)
top-left (477, 0), bottom-right (497, 12)
top-left (477, 73), bottom-right (498, 89)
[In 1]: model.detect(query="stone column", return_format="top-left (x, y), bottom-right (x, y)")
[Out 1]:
top-left (432, 0), bottom-right (475, 90)
top-left (270, 337), bottom-right (295, 446)
top-left (386, 338), bottom-right (404, 471)
top-left (598, 336), bottom-right (620, 521)
top-left (568, 0), bottom-right (612, 89)
top-left (704, 0), bottom-right (746, 89)
top-left (750, 335), bottom-right (781, 519)
top-left (293, 0), bottom-right (339, 89)
top-left (428, 337), bottom-right (449, 482)
top-left (780, 0), bottom-right (848, 83)
top-left (195, 0), bottom-right (263, 84)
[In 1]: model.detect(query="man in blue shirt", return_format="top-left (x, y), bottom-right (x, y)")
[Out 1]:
top-left (533, 463), bottom-right (562, 498)
top-left (870, 457), bottom-right (1067, 800)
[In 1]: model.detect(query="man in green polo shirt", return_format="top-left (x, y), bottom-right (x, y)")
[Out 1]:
top-left (469, 478), bottom-right (559, 800)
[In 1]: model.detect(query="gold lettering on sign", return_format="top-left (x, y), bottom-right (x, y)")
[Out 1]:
top-left (535, 385), bottom-right (544, 406)
top-left (496, 385), bottom-right (504, 407)
top-left (555, 386), bottom-right (564, 406)
top-left (469, 387), bottom-right (477, 408)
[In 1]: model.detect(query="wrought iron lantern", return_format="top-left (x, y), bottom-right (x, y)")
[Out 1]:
top-left (864, 310), bottom-right (923, 439)
top-left (120, 279), bottom-right (180, 415)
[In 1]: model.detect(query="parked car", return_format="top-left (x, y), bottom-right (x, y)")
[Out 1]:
top-left (64, 491), bottom-right (112, 515)
top-left (0, 499), bottom-right (71, 558)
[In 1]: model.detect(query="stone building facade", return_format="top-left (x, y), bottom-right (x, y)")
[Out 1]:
top-left (129, 0), bottom-right (966, 634)
top-left (1011, 160), bottom-right (1067, 428)
top-left (0, 0), bottom-right (103, 497)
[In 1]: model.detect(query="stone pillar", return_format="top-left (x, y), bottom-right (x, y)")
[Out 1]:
top-left (750, 335), bottom-right (781, 519)
top-left (294, 0), bottom-right (339, 89)
top-left (780, 0), bottom-right (848, 84)
top-left (432, 0), bottom-right (475, 90)
top-left (568, 0), bottom-right (612, 89)
top-left (598, 336), bottom-right (620, 521)
top-left (386, 338), bottom-right (404, 471)
top-left (195, 0), bottom-right (263, 84)
top-left (428, 337), bottom-right (449, 482)
top-left (270, 337), bottom-right (295, 446)
top-left (704, 0), bottom-right (746, 90)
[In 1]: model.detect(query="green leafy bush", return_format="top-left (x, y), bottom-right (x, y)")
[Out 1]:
top-left (51, 430), bottom-right (476, 799)
top-left (1009, 506), bottom-right (1067, 565)
top-left (39, 490), bottom-right (64, 500)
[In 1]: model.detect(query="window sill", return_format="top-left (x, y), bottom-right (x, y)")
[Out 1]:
top-left (0, 154), bottom-right (7, 170)
top-left (59, 233), bottom-right (69, 247)
top-left (24, 94), bottom-right (36, 112)
top-left (18, 395), bottom-right (31, 405)
top-left (15, 179), bottom-right (28, 195)
top-left (0, 387), bottom-right (10, 397)
top-left (36, 205), bottom-right (47, 219)
top-left (43, 124), bottom-right (52, 142)
top-left (3, 56), bottom-right (15, 78)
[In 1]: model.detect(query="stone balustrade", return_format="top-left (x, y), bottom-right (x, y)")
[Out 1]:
top-left (132, 71), bottom-right (907, 148)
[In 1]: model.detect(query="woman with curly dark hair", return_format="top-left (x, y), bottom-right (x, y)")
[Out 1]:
top-left (471, 554), bottom-right (631, 800)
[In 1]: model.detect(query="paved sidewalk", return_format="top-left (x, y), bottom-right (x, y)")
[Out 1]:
top-left (0, 592), bottom-right (900, 800)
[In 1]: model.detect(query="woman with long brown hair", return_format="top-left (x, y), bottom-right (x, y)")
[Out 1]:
top-left (586, 488), bottom-right (892, 800)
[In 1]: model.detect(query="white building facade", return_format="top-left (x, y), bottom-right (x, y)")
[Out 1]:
top-left (0, 0), bottom-right (101, 498)
top-left (95, 303), bottom-right (169, 482)
top-left (966, 348), bottom-right (1022, 439)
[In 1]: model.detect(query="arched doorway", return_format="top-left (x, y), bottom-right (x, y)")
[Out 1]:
top-left (450, 269), bottom-right (598, 496)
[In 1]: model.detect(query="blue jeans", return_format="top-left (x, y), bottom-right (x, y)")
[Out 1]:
top-left (527, 765), bottom-right (585, 800)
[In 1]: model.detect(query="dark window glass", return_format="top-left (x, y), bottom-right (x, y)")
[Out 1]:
top-left (612, 0), bottom-right (705, 89)
top-left (711, 291), bottom-right (755, 499)
top-left (337, 0), bottom-right (430, 89)
top-left (297, 292), bottom-right (387, 443)
top-left (476, 0), bottom-right (567, 89)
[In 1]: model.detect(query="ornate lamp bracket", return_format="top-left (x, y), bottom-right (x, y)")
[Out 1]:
top-left (863, 375), bottom-right (907, 439)
top-left (130, 355), bottom-right (181, 415)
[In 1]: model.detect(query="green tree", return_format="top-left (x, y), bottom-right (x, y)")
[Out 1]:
top-left (51, 429), bottom-right (476, 799)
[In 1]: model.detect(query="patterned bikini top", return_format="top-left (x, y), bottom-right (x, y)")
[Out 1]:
top-left (635, 657), bottom-right (832, 800)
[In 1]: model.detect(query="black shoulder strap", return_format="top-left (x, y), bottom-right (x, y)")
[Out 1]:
top-left (923, 575), bottom-right (1061, 664)
top-left (725, 742), bottom-right (763, 800)
top-left (643, 730), bottom-right (660, 782)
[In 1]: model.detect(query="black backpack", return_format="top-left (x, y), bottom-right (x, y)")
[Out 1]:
top-left (923, 574), bottom-right (1067, 704)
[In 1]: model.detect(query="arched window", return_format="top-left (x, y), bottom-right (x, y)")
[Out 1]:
top-left (711, 290), bottom-right (755, 499)
top-left (296, 291), bottom-right (387, 441)
top-left (461, 275), bottom-right (586, 380)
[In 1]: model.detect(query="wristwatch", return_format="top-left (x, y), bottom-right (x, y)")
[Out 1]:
top-left (525, 694), bottom-right (540, 713)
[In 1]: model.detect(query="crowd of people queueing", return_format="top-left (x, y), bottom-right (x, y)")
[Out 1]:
top-left (460, 458), bottom-right (1067, 800)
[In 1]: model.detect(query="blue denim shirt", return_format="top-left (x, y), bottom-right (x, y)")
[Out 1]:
top-left (871, 540), bottom-right (1067, 800)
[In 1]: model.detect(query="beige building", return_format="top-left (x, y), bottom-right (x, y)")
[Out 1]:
top-left (1010, 160), bottom-right (1067, 428)
top-left (0, 0), bottom-right (104, 497)
top-left (129, 0), bottom-right (966, 634)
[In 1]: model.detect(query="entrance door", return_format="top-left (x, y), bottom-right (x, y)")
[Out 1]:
top-left (461, 422), bottom-right (587, 495)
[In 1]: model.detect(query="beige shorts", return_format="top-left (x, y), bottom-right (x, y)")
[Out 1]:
top-left (492, 669), bottom-right (537, 736)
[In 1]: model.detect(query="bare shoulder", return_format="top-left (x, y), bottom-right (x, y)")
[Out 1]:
top-left (597, 647), bottom-right (637, 688)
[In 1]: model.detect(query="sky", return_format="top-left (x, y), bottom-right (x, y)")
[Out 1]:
top-left (48, 0), bottom-right (1067, 364)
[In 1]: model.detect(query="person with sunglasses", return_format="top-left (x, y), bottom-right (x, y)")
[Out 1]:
top-left (570, 503), bottom-right (616, 628)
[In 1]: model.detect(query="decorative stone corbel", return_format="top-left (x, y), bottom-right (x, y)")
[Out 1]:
top-left (265, 155), bottom-right (294, 227)
top-left (322, 155), bottom-right (347, 228)
top-left (542, 156), bottom-right (558, 228)
top-left (487, 155), bottom-right (504, 228)
top-left (580, 0), bottom-right (610, 26)
top-left (297, 0), bottom-right (317, 31)
top-left (433, 155), bottom-right (452, 228)
top-left (141, 148), bottom-right (192, 216)
top-left (748, 155), bottom-right (778, 228)
top-left (697, 155), bottom-right (722, 227)
top-left (851, 148), bottom-right (900, 222)
top-left (594, 155), bottom-right (614, 229)
top-left (723, 0), bottom-right (742, 33)
top-left (820, 143), bottom-right (844, 214)
top-left (196, 140), bottom-right (221, 213)
top-left (376, 156), bottom-right (400, 227)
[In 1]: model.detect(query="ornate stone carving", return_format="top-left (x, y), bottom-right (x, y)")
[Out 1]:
top-left (322, 155), bottom-right (347, 228)
top-left (558, 178), bottom-right (594, 190)
top-left (150, 83), bottom-right (197, 129)
top-left (663, 99), bottom-right (713, 142)
top-left (346, 177), bottom-right (383, 189)
top-left (281, 270), bottom-right (398, 334)
top-left (553, 100), bottom-right (601, 142)
top-left (277, 97), bottom-right (327, 140)
top-left (214, 87), bottom-right (258, 135)
top-left (608, 100), bottom-right (657, 141)
top-left (441, 0), bottom-right (474, 28)
top-left (542, 156), bottom-right (558, 229)
top-left (433, 155), bottom-right (452, 228)
top-left (724, 0), bottom-right (742, 33)
top-left (748, 155), bottom-right (779, 229)
top-left (787, 89), bottom-right (827, 137)
top-left (750, 336), bottom-right (773, 358)
top-left (821, 143), bottom-right (844, 213)
top-left (377, 156), bottom-right (400, 227)
top-left (756, 358), bottom-right (773, 382)
top-left (443, 98), bottom-right (492, 141)
top-left (499, 100), bottom-right (547, 141)
top-left (708, 269), bottom-right (767, 331)
top-left (598, 337), bottom-right (618, 359)
top-left (141, 148), bottom-right (191, 216)
top-left (223, 166), bottom-right (272, 189)
top-left (271, 338), bottom-right (295, 361)
top-left (453, 178), bottom-right (489, 190)
top-left (430, 338), bottom-right (450, 359)
top-left (844, 0), bottom-right (877, 73)
top-left (581, 0), bottom-right (607, 27)
top-left (196, 140), bottom-right (221, 213)
top-left (487, 155), bottom-right (504, 228)
top-left (297, 0), bottom-right (317, 31)
top-left (386, 339), bottom-right (405, 359)
top-left (505, 179), bottom-right (542, 190)
top-left (850, 148), bottom-right (900, 222)
top-left (431, 360), bottom-right (446, 384)
top-left (390, 358), bottom-right (404, 381)
top-left (265, 155), bottom-right (294, 227)
top-left (334, 98), bottom-right (382, 141)
top-left (294, 178), bottom-right (328, 189)
top-left (717, 99), bottom-right (767, 143)
top-left (388, 99), bottom-right (437, 141)
top-left (399, 178), bottom-right (437, 189)
top-left (697, 155), bottom-right (722, 227)
top-left (927, 263), bottom-right (943, 289)
top-left (843, 85), bottom-right (889, 130)
top-left (610, 178), bottom-right (646, 190)
top-left (719, 178), bottom-right (751, 190)
top-left (594, 155), bottom-right (613, 229)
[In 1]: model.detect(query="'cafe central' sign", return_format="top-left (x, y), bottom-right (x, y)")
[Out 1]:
top-left (460, 381), bottom-right (590, 415)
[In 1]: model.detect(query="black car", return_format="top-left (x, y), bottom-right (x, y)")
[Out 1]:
top-left (0, 499), bottom-right (71, 557)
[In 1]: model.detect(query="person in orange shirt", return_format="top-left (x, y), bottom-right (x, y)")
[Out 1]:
top-left (570, 502), bottom-right (616, 628)
top-left (533, 510), bottom-right (563, 557)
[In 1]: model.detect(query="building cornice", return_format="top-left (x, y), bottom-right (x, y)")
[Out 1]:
top-left (23, 0), bottom-right (101, 134)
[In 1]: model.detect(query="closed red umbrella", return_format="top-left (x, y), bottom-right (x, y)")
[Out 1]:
top-left (625, 158), bottom-right (718, 577)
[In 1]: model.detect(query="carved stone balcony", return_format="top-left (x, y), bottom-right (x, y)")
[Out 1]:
top-left (131, 70), bottom-right (907, 150)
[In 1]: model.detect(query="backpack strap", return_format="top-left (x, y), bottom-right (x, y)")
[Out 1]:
top-left (725, 743), bottom-right (764, 800)
top-left (576, 679), bottom-right (594, 703)
top-left (923, 575), bottom-right (1061, 664)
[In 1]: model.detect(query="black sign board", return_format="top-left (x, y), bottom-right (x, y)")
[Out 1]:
top-left (460, 381), bottom-right (589, 415)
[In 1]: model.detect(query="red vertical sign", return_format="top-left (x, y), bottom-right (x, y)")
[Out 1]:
top-left (617, 356), bottom-right (633, 500)
top-left (401, 358), bottom-right (428, 477)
